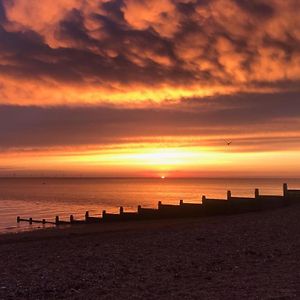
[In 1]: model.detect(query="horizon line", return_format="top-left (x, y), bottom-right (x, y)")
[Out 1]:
top-left (0, 176), bottom-right (300, 180)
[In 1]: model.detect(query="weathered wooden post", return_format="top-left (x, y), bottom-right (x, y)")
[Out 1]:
top-left (120, 206), bottom-right (124, 214)
top-left (85, 211), bottom-right (89, 222)
top-left (17, 216), bottom-right (20, 223)
top-left (137, 205), bottom-right (141, 214)
top-left (283, 183), bottom-right (288, 197)
top-left (227, 190), bottom-right (232, 200)
top-left (29, 217), bottom-right (33, 224)
top-left (254, 188), bottom-right (260, 211)
top-left (158, 201), bottom-right (162, 209)
top-left (283, 183), bottom-right (289, 206)
top-left (102, 210), bottom-right (106, 220)
top-left (70, 215), bottom-right (74, 223)
top-left (180, 200), bottom-right (184, 205)
top-left (55, 216), bottom-right (59, 225)
top-left (42, 219), bottom-right (46, 224)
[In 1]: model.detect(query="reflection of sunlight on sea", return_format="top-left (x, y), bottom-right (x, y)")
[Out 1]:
top-left (0, 177), bottom-right (299, 233)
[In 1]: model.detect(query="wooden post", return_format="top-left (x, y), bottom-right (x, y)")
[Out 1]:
top-left (42, 219), bottom-right (46, 224)
top-left (70, 215), bottom-right (74, 223)
top-left (202, 195), bottom-right (206, 203)
top-left (17, 216), bottom-right (20, 223)
top-left (137, 205), bottom-right (141, 214)
top-left (283, 183), bottom-right (289, 206)
top-left (120, 206), bottom-right (124, 214)
top-left (85, 211), bottom-right (89, 221)
top-left (180, 200), bottom-right (183, 205)
top-left (254, 189), bottom-right (261, 210)
top-left (29, 217), bottom-right (33, 225)
top-left (102, 210), bottom-right (106, 218)
top-left (158, 201), bottom-right (162, 209)
top-left (283, 183), bottom-right (288, 197)
top-left (227, 190), bottom-right (232, 200)
top-left (55, 216), bottom-right (59, 225)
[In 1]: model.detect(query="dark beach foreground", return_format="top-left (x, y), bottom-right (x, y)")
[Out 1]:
top-left (0, 205), bottom-right (300, 299)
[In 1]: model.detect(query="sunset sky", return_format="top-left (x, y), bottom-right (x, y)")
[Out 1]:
top-left (0, 0), bottom-right (300, 177)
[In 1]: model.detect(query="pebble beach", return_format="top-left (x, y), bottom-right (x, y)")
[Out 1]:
top-left (0, 204), bottom-right (299, 299)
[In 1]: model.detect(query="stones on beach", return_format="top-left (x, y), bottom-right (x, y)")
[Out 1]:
top-left (1, 203), bottom-right (300, 299)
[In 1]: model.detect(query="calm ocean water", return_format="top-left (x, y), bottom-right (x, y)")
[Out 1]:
top-left (0, 177), bottom-right (299, 233)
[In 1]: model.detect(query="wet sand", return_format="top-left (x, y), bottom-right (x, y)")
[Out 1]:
top-left (0, 204), bottom-right (300, 299)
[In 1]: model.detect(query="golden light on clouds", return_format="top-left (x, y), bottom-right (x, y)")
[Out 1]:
top-left (1, 141), bottom-right (300, 177)
top-left (0, 0), bottom-right (299, 106)
top-left (0, 0), bottom-right (300, 176)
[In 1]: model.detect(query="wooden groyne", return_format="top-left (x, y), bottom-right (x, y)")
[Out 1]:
top-left (17, 183), bottom-right (300, 226)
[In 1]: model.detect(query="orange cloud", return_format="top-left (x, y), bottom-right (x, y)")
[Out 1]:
top-left (122, 0), bottom-right (180, 38)
top-left (0, 0), bottom-right (299, 107)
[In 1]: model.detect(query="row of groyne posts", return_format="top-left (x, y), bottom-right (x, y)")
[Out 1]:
top-left (17, 183), bottom-right (300, 226)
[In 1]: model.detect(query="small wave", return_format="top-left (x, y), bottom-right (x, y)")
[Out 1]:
top-left (5, 226), bottom-right (16, 230)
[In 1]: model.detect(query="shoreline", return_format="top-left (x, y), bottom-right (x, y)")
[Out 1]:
top-left (13, 182), bottom-right (296, 230)
top-left (1, 204), bottom-right (300, 299)
top-left (2, 179), bottom-right (300, 234)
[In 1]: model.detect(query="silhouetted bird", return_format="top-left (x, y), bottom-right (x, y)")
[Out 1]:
top-left (225, 140), bottom-right (232, 146)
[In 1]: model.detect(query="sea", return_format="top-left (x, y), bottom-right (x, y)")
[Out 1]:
top-left (0, 177), bottom-right (299, 233)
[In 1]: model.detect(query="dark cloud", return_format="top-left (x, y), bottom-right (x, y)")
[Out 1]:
top-left (0, 92), bottom-right (299, 150)
top-left (234, 0), bottom-right (275, 18)
top-left (0, 1), bottom-right (5, 23)
top-left (57, 9), bottom-right (90, 45)
top-left (0, 19), bottom-right (195, 91)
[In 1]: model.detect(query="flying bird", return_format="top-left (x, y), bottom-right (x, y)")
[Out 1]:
top-left (225, 140), bottom-right (232, 146)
